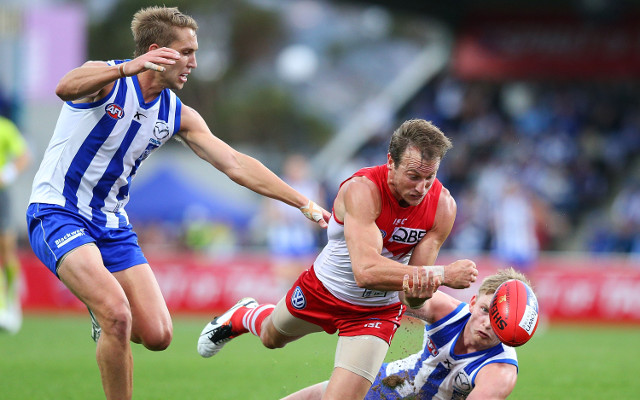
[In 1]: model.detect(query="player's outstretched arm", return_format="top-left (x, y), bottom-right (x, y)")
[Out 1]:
top-left (299, 200), bottom-right (330, 227)
top-left (404, 290), bottom-right (461, 324)
top-left (177, 105), bottom-right (330, 228)
top-left (467, 363), bottom-right (517, 400)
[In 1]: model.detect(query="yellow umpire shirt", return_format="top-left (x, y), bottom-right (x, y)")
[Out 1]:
top-left (0, 116), bottom-right (26, 170)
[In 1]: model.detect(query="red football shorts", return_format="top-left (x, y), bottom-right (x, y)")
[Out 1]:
top-left (285, 266), bottom-right (406, 344)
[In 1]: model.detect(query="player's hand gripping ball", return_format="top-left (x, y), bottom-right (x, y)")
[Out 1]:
top-left (489, 279), bottom-right (539, 347)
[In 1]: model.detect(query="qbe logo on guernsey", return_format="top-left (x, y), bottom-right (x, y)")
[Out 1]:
top-left (291, 286), bottom-right (307, 310)
top-left (389, 227), bottom-right (426, 244)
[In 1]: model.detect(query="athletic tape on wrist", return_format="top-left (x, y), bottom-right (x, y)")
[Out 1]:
top-left (300, 200), bottom-right (323, 223)
top-left (422, 265), bottom-right (445, 281)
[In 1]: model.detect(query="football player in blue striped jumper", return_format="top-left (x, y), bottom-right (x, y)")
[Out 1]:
top-left (284, 268), bottom-right (531, 400)
top-left (25, 6), bottom-right (329, 400)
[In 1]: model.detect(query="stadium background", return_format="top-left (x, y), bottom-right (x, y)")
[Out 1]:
top-left (1, 0), bottom-right (639, 398)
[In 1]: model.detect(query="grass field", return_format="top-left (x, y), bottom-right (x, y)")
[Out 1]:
top-left (1, 313), bottom-right (638, 399)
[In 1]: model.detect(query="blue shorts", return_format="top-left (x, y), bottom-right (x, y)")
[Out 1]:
top-left (26, 203), bottom-right (148, 277)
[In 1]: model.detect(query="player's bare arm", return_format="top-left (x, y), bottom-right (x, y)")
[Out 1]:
top-left (177, 105), bottom-right (329, 227)
top-left (400, 267), bottom-right (441, 309)
top-left (341, 177), bottom-right (422, 290)
top-left (405, 290), bottom-right (462, 324)
top-left (467, 362), bottom-right (517, 400)
top-left (117, 46), bottom-right (181, 76)
top-left (55, 47), bottom-right (180, 103)
top-left (407, 186), bottom-right (456, 265)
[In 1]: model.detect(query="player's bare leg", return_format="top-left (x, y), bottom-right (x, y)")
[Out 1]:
top-left (0, 232), bottom-right (10, 312)
top-left (323, 368), bottom-right (371, 400)
top-left (258, 313), bottom-right (303, 349)
top-left (322, 335), bottom-right (388, 400)
top-left (0, 231), bottom-right (22, 333)
top-left (57, 244), bottom-right (134, 400)
top-left (258, 297), bottom-right (323, 349)
top-left (114, 264), bottom-right (172, 350)
top-left (280, 382), bottom-right (326, 400)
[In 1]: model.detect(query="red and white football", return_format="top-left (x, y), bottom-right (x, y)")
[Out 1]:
top-left (489, 279), bottom-right (539, 347)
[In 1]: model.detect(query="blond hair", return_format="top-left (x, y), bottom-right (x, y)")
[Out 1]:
top-left (131, 6), bottom-right (198, 57)
top-left (478, 267), bottom-right (533, 296)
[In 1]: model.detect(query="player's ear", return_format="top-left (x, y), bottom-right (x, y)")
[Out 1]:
top-left (469, 295), bottom-right (477, 309)
top-left (386, 153), bottom-right (393, 170)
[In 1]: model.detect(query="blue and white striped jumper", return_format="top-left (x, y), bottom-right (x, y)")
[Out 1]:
top-left (366, 303), bottom-right (518, 400)
top-left (29, 60), bottom-right (182, 228)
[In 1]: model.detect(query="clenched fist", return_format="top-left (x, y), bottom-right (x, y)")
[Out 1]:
top-left (443, 259), bottom-right (477, 289)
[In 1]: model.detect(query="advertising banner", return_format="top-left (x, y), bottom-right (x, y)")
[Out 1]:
top-left (453, 15), bottom-right (640, 79)
top-left (19, 251), bottom-right (640, 322)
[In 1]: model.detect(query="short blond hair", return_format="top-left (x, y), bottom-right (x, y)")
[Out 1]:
top-left (131, 6), bottom-right (198, 57)
top-left (478, 267), bottom-right (533, 296)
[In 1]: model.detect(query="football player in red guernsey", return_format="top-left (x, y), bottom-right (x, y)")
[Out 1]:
top-left (284, 268), bottom-right (535, 400)
top-left (198, 119), bottom-right (478, 400)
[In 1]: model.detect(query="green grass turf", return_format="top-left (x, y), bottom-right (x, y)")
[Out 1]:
top-left (0, 314), bottom-right (638, 399)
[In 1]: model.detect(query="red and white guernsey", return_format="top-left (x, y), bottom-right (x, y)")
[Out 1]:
top-left (313, 165), bottom-right (442, 307)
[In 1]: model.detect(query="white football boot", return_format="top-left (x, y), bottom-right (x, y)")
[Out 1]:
top-left (197, 297), bottom-right (258, 358)
top-left (0, 301), bottom-right (21, 334)
top-left (0, 270), bottom-right (22, 335)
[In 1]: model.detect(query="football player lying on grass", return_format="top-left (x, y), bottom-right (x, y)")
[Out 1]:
top-left (283, 267), bottom-right (535, 400)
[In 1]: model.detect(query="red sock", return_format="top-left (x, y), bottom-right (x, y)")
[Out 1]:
top-left (229, 306), bottom-right (253, 335)
top-left (240, 304), bottom-right (275, 337)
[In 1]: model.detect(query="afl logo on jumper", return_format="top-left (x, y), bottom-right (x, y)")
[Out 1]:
top-left (291, 286), bottom-right (307, 310)
top-left (105, 103), bottom-right (125, 120)
top-left (426, 337), bottom-right (439, 356)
